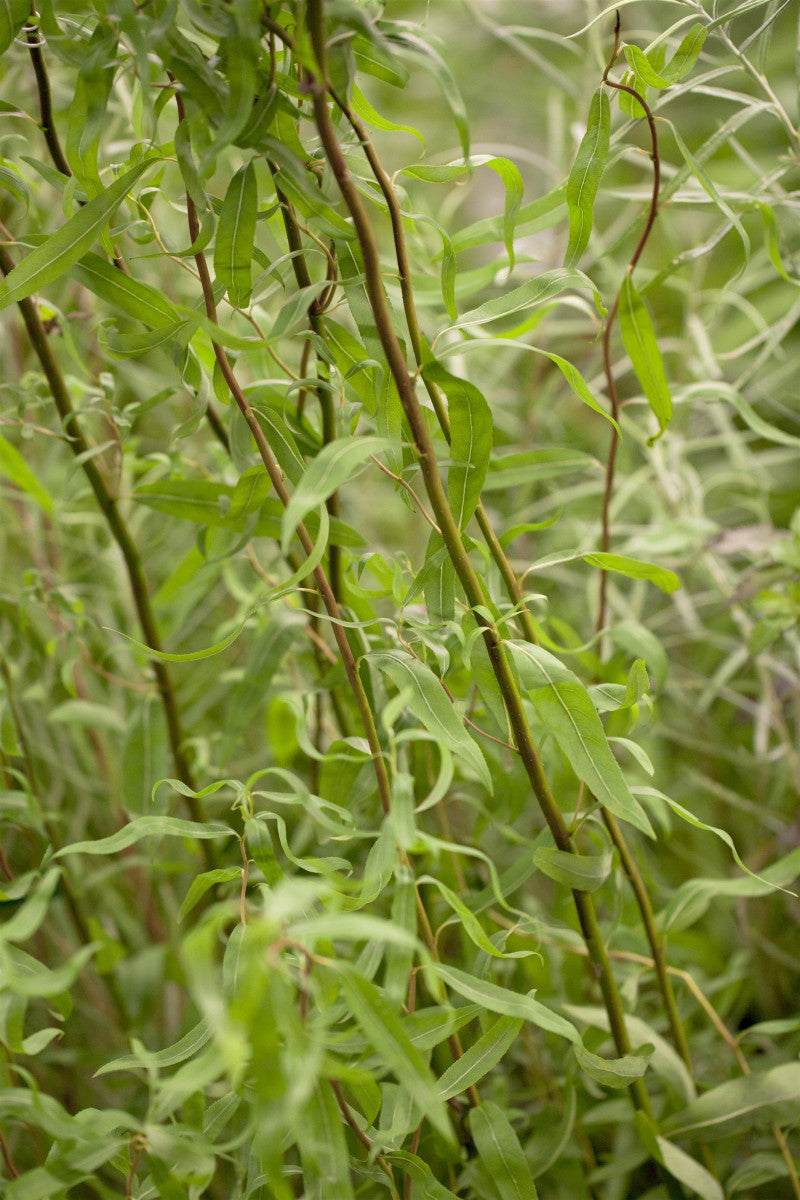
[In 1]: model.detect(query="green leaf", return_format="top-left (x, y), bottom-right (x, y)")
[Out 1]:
top-left (658, 792), bottom-right (795, 900)
top-left (71, 252), bottom-right (181, 328)
top-left (0, 433), bottom-right (54, 513)
top-left (214, 162), bottom-right (257, 307)
top-left (659, 23), bottom-right (708, 84)
top-left (728, 1151), bottom-right (792, 1194)
top-left (469, 1101), bottom-right (539, 1200)
top-left (583, 552), bottom-right (681, 593)
top-left (336, 966), bottom-right (453, 1142)
top-left (623, 24), bottom-right (708, 90)
top-left (405, 155), bottom-right (523, 267)
top-left (0, 159), bottom-right (157, 309)
top-left (54, 817), bottom-right (235, 857)
top-left (508, 642), bottom-right (654, 837)
top-left (635, 1112), bottom-right (723, 1200)
top-left (369, 650), bottom-right (492, 793)
top-left (669, 122), bottom-right (749, 265)
top-left (660, 843), bottom-right (800, 931)
top-left (351, 82), bottom-right (425, 147)
top-left (565, 89), bottom-right (610, 266)
top-left (423, 363), bottom-right (492, 529)
top-left (623, 44), bottom-right (673, 89)
top-left (618, 275), bottom-right (672, 443)
top-left (50, 701), bottom-right (125, 739)
top-left (387, 1151), bottom-right (460, 1200)
top-left (437, 1016), bottom-right (523, 1101)
top-left (662, 1063), bottom-right (800, 1138)
top-left (452, 268), bottom-right (603, 329)
top-left (178, 867), bottom-right (241, 921)
top-left (0, 868), bottom-right (60, 944)
top-left (420, 876), bottom-right (530, 959)
top-left (296, 1083), bottom-right (355, 1200)
top-left (532, 846), bottom-right (612, 893)
top-left (573, 1042), bottom-right (652, 1089)
top-left (281, 436), bottom-right (392, 552)
top-left (0, 0), bottom-right (29, 57)
top-left (569, 1004), bottom-right (695, 1103)
top-left (432, 963), bottom-right (580, 1045)
top-left (95, 1019), bottom-right (212, 1077)
top-left (65, 22), bottom-right (117, 189)
top-left (398, 35), bottom-right (469, 160)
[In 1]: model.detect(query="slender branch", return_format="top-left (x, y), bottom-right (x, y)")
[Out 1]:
top-left (603, 811), bottom-right (691, 1064)
top-left (304, 0), bottom-right (652, 1121)
top-left (26, 10), bottom-right (70, 177)
top-left (502, 915), bottom-right (800, 1200)
top-left (269, 163), bottom-right (343, 599)
top-left (0, 1128), bottom-right (19, 1180)
top-left (266, 11), bottom-right (541, 646)
top-left (597, 13), bottom-right (662, 635)
top-left (0, 656), bottom-right (130, 1026)
top-left (370, 455), bottom-right (441, 534)
top-left (0, 244), bottom-right (207, 836)
top-left (329, 1079), bottom-right (399, 1194)
top-left (171, 99), bottom-right (393, 820)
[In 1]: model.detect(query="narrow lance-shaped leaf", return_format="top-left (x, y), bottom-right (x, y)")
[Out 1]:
top-left (662, 1063), bottom-right (800, 1138)
top-left (369, 650), bottom-right (492, 793)
top-left (65, 22), bottom-right (117, 190)
top-left (452, 267), bottom-right (604, 330)
top-left (583, 552), bottom-right (680, 593)
top-left (296, 1083), bottom-right (355, 1200)
top-left (469, 1101), bottom-right (539, 1200)
top-left (623, 24), bottom-right (708, 89)
top-left (573, 1042), bottom-right (652, 1088)
top-left (432, 963), bottom-right (581, 1045)
top-left (351, 82), bottom-right (426, 147)
top-left (54, 816), bottom-right (235, 857)
top-left (71, 252), bottom-right (181, 328)
top-left (532, 846), bottom-right (612, 893)
top-left (336, 966), bottom-right (453, 1142)
top-left (437, 1016), bottom-right (523, 1101)
top-left (281, 436), bottom-right (392, 552)
top-left (635, 1112), bottom-right (724, 1200)
top-left (214, 161), bottom-right (257, 308)
top-left (0, 159), bottom-right (157, 310)
top-left (0, 433), bottom-right (54, 513)
top-left (0, 0), bottom-right (29, 57)
top-left (565, 88), bottom-right (610, 267)
top-left (669, 121), bottom-right (750, 264)
top-left (618, 274), bottom-right (672, 444)
top-left (423, 363), bottom-right (492, 529)
top-left (508, 642), bottom-right (654, 837)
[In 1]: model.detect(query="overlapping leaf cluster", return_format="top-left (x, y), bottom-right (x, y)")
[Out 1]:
top-left (0, 1), bottom-right (798, 1198)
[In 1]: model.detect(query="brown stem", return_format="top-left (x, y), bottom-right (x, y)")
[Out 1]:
top-left (597, 21), bottom-right (662, 636)
top-left (171, 98), bottom-right (393, 820)
top-left (269, 164), bottom-right (342, 599)
top-left (329, 1079), bottom-right (399, 1193)
top-left (0, 656), bottom-right (130, 1026)
top-left (0, 245), bottom-right (207, 839)
top-left (0, 1129), bottom-right (19, 1179)
top-left (304, 0), bottom-right (651, 1119)
top-left (26, 9), bottom-right (71, 178)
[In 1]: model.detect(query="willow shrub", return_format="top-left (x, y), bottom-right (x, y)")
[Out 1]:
top-left (1, 1), bottom-right (799, 1197)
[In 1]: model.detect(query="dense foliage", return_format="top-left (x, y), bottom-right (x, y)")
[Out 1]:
top-left (0, 1), bottom-right (798, 1197)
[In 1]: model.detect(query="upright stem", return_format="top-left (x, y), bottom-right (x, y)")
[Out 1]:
top-left (0, 656), bottom-right (130, 1026)
top-left (26, 9), bottom-right (71, 178)
top-left (0, 246), bottom-right (206, 835)
top-left (270, 166), bottom-right (343, 600)
top-left (171, 103), bottom-right (393, 822)
top-left (305, 0), bottom-right (652, 1119)
top-left (597, 15), bottom-right (662, 635)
